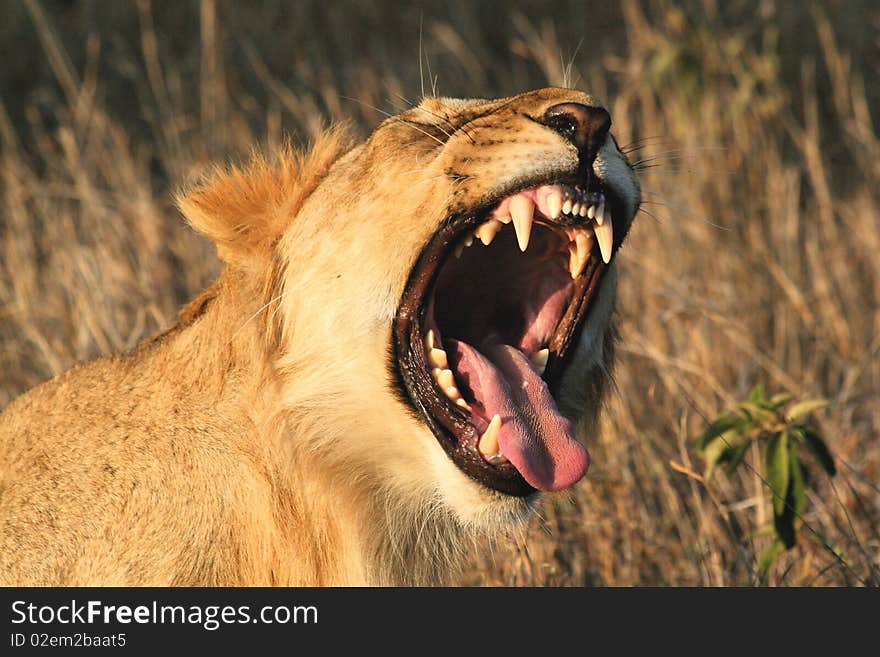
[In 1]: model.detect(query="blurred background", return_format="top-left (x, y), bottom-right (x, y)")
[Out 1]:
top-left (0, 0), bottom-right (877, 585)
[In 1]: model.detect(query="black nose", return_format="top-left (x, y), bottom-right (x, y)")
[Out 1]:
top-left (541, 102), bottom-right (611, 163)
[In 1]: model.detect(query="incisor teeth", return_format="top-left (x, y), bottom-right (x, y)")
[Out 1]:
top-left (475, 219), bottom-right (503, 246)
top-left (562, 199), bottom-right (573, 215)
top-left (530, 348), bottom-right (549, 375)
top-left (569, 231), bottom-right (592, 278)
top-left (571, 202), bottom-right (581, 217)
top-left (595, 202), bottom-right (605, 226)
top-left (509, 195), bottom-right (535, 252)
top-left (478, 414), bottom-right (502, 458)
top-left (587, 204), bottom-right (595, 219)
top-left (594, 212), bottom-right (614, 264)
top-left (547, 192), bottom-right (562, 219)
top-left (579, 203), bottom-right (588, 217)
top-left (428, 348), bottom-right (449, 369)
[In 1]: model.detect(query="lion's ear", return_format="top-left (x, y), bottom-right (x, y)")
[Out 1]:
top-left (176, 126), bottom-right (353, 269)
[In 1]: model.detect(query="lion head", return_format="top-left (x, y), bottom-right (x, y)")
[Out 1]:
top-left (178, 87), bottom-right (640, 533)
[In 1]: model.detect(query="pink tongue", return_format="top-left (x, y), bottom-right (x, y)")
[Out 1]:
top-left (447, 340), bottom-right (590, 491)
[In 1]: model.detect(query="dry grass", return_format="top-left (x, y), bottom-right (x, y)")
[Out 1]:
top-left (1, 0), bottom-right (877, 586)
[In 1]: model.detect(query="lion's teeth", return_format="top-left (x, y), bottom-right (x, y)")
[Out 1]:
top-left (562, 199), bottom-right (573, 215)
top-left (463, 233), bottom-right (474, 247)
top-left (571, 202), bottom-right (581, 217)
top-left (547, 191), bottom-right (563, 219)
top-left (569, 231), bottom-right (592, 278)
top-left (587, 204), bottom-right (595, 219)
top-left (510, 195), bottom-right (535, 252)
top-left (444, 385), bottom-right (461, 400)
top-left (595, 202), bottom-right (605, 226)
top-left (579, 203), bottom-right (588, 217)
top-left (432, 368), bottom-right (454, 389)
top-left (594, 212), bottom-right (613, 264)
top-left (496, 214), bottom-right (512, 225)
top-left (475, 219), bottom-right (503, 246)
top-left (478, 414), bottom-right (502, 458)
top-left (456, 398), bottom-right (472, 411)
top-left (530, 348), bottom-right (549, 375)
top-left (425, 329), bottom-right (436, 351)
top-left (428, 347), bottom-right (449, 369)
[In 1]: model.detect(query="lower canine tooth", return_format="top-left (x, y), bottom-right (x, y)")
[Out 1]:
top-left (478, 414), bottom-right (502, 458)
top-left (475, 219), bottom-right (502, 245)
top-left (594, 212), bottom-right (614, 264)
top-left (530, 348), bottom-right (549, 375)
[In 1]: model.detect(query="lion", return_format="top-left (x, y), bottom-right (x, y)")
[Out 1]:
top-left (0, 88), bottom-right (640, 585)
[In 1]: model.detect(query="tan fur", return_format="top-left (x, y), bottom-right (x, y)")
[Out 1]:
top-left (0, 88), bottom-right (638, 585)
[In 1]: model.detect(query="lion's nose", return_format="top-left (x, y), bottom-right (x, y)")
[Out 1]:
top-left (541, 102), bottom-right (611, 163)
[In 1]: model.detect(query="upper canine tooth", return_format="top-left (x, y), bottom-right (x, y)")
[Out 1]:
top-left (595, 202), bottom-right (605, 226)
top-left (428, 347), bottom-right (449, 369)
top-left (594, 212), bottom-right (614, 264)
top-left (547, 192), bottom-right (563, 219)
top-left (562, 199), bottom-right (573, 215)
top-left (569, 231), bottom-right (592, 278)
top-left (509, 195), bottom-right (535, 252)
top-left (478, 414), bottom-right (502, 457)
top-left (475, 219), bottom-right (503, 246)
top-left (530, 348), bottom-right (549, 375)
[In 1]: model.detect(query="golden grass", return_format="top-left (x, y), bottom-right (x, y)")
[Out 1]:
top-left (1, 0), bottom-right (877, 586)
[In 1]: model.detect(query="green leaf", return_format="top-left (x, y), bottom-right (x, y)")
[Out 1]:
top-left (758, 539), bottom-right (785, 585)
top-left (749, 384), bottom-right (766, 404)
top-left (769, 392), bottom-right (793, 409)
top-left (697, 413), bottom-right (747, 451)
top-left (765, 431), bottom-right (790, 517)
top-left (738, 401), bottom-right (776, 424)
top-left (786, 398), bottom-right (829, 422)
top-left (789, 442), bottom-right (806, 517)
top-left (797, 425), bottom-right (837, 476)
top-left (720, 440), bottom-right (751, 472)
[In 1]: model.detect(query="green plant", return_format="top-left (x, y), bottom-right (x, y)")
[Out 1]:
top-left (697, 385), bottom-right (836, 583)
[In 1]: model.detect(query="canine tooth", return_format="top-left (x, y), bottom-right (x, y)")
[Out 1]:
top-left (573, 231), bottom-right (592, 278)
top-left (436, 368), bottom-right (455, 389)
top-left (475, 219), bottom-right (503, 246)
top-left (478, 414), bottom-right (502, 457)
top-left (444, 385), bottom-right (460, 400)
top-left (562, 199), bottom-right (573, 215)
top-left (531, 348), bottom-right (549, 375)
top-left (587, 204), bottom-right (595, 219)
top-left (428, 348), bottom-right (448, 369)
top-left (547, 191), bottom-right (563, 219)
top-left (595, 202), bottom-right (605, 226)
top-left (510, 195), bottom-right (535, 252)
top-left (594, 212), bottom-right (614, 264)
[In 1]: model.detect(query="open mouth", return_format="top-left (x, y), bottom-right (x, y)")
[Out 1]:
top-left (394, 179), bottom-right (624, 497)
